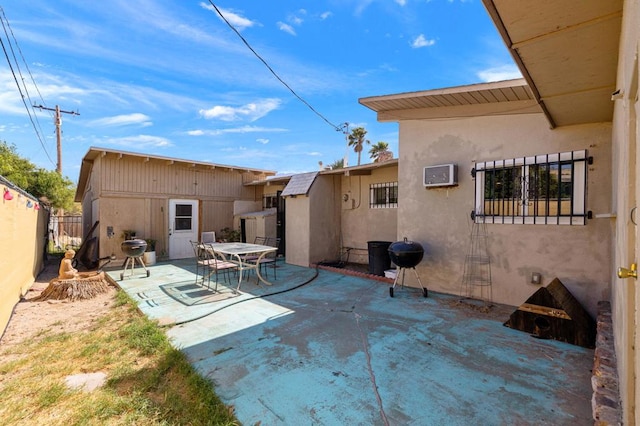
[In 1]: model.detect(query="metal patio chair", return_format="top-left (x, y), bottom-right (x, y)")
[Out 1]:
top-left (201, 231), bottom-right (216, 243)
top-left (201, 243), bottom-right (238, 291)
top-left (240, 236), bottom-right (268, 263)
top-left (190, 240), bottom-right (210, 285)
top-left (255, 237), bottom-right (280, 280)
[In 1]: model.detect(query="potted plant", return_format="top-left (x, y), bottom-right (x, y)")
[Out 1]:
top-left (219, 227), bottom-right (241, 242)
top-left (122, 230), bottom-right (137, 240)
top-left (143, 238), bottom-right (157, 265)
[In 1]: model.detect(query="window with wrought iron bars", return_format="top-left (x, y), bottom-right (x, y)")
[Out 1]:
top-left (370, 182), bottom-right (398, 209)
top-left (473, 150), bottom-right (589, 225)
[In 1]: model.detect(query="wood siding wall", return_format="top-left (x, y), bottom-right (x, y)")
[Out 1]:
top-left (99, 156), bottom-right (258, 200)
top-left (90, 154), bottom-right (262, 259)
top-left (201, 200), bottom-right (235, 237)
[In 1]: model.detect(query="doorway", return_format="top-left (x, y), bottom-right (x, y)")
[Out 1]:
top-left (168, 199), bottom-right (198, 259)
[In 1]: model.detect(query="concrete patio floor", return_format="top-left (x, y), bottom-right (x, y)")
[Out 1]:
top-left (106, 259), bottom-right (594, 425)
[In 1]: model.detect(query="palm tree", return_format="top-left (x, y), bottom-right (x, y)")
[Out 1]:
top-left (347, 127), bottom-right (370, 166)
top-left (369, 141), bottom-right (393, 162)
top-left (328, 158), bottom-right (344, 169)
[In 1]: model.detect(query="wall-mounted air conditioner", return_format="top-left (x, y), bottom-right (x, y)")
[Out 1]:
top-left (423, 164), bottom-right (457, 188)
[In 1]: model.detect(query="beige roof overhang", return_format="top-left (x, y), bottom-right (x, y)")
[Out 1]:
top-left (319, 158), bottom-right (398, 176)
top-left (246, 158), bottom-right (399, 188)
top-left (74, 147), bottom-right (276, 202)
top-left (482, 0), bottom-right (623, 128)
top-left (359, 79), bottom-right (539, 123)
top-left (245, 174), bottom-right (294, 187)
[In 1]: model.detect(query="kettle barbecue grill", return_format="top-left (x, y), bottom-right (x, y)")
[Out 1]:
top-left (120, 239), bottom-right (150, 280)
top-left (388, 237), bottom-right (427, 298)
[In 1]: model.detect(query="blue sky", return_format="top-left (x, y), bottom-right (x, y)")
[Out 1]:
top-left (0, 0), bottom-right (520, 181)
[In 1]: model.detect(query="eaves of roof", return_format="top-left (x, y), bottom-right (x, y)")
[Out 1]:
top-left (482, 0), bottom-right (622, 128)
top-left (74, 147), bottom-right (276, 202)
top-left (359, 79), bottom-right (540, 123)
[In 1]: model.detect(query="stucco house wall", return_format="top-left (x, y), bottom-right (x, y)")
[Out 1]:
top-left (309, 175), bottom-right (342, 264)
top-left (339, 166), bottom-right (398, 264)
top-left (280, 163), bottom-right (398, 267)
top-left (284, 194), bottom-right (310, 267)
top-left (283, 175), bottom-right (341, 267)
top-left (398, 113), bottom-right (612, 316)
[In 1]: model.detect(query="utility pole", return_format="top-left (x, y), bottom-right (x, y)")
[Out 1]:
top-left (33, 104), bottom-right (80, 174)
top-left (341, 122), bottom-right (350, 168)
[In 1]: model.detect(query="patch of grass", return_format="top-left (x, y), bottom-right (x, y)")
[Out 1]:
top-left (120, 316), bottom-right (167, 356)
top-left (37, 383), bottom-right (66, 408)
top-left (0, 289), bottom-right (238, 426)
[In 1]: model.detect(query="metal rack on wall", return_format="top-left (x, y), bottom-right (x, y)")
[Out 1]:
top-left (461, 219), bottom-right (493, 305)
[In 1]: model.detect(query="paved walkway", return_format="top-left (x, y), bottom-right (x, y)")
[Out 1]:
top-left (108, 259), bottom-right (594, 425)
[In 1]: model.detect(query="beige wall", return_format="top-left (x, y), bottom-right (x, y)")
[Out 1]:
top-left (285, 195), bottom-right (311, 267)
top-left (340, 167), bottom-right (398, 264)
top-left (0, 187), bottom-right (47, 336)
top-left (398, 113), bottom-right (612, 317)
top-left (284, 175), bottom-right (342, 267)
top-left (284, 170), bottom-right (399, 267)
top-left (611, 0), bottom-right (639, 422)
top-left (309, 176), bottom-right (342, 264)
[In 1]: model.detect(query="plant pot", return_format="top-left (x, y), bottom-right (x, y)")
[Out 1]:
top-left (143, 251), bottom-right (156, 266)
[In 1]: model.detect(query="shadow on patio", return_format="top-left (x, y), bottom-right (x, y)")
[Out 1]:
top-left (105, 258), bottom-right (593, 425)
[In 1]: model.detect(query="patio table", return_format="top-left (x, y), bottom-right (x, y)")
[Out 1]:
top-left (204, 242), bottom-right (277, 292)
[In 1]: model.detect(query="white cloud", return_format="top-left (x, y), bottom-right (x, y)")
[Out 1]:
top-left (105, 134), bottom-right (172, 148)
top-left (354, 0), bottom-right (375, 16)
top-left (199, 99), bottom-right (282, 122)
top-left (88, 113), bottom-right (152, 127)
top-left (256, 138), bottom-right (269, 144)
top-left (290, 16), bottom-right (304, 25)
top-left (477, 64), bottom-right (522, 82)
top-left (411, 34), bottom-right (436, 48)
top-left (277, 22), bottom-right (297, 36)
top-left (200, 3), bottom-right (256, 30)
top-left (395, 0), bottom-right (407, 5)
top-left (187, 126), bottom-right (288, 136)
top-left (320, 11), bottom-right (332, 20)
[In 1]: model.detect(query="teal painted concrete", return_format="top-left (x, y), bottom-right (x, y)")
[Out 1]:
top-left (106, 260), bottom-right (594, 425)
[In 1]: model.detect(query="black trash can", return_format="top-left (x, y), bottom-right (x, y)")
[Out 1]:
top-left (368, 241), bottom-right (392, 276)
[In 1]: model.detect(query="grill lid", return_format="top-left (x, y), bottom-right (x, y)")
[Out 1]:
top-left (388, 237), bottom-right (424, 268)
top-left (121, 239), bottom-right (147, 257)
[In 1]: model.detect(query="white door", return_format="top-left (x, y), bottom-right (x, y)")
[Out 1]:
top-left (168, 199), bottom-right (198, 259)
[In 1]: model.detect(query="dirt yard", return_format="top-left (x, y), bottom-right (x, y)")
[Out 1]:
top-left (0, 259), bottom-right (118, 346)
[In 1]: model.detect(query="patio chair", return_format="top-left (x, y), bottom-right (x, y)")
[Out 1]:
top-left (201, 231), bottom-right (216, 244)
top-left (190, 240), bottom-right (211, 285)
top-left (240, 236), bottom-right (268, 263)
top-left (201, 243), bottom-right (238, 291)
top-left (256, 237), bottom-right (280, 280)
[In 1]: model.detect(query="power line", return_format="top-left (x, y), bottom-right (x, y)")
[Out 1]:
top-left (0, 7), bottom-right (55, 168)
top-left (206, 1), bottom-right (344, 133)
top-left (0, 7), bottom-right (49, 113)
